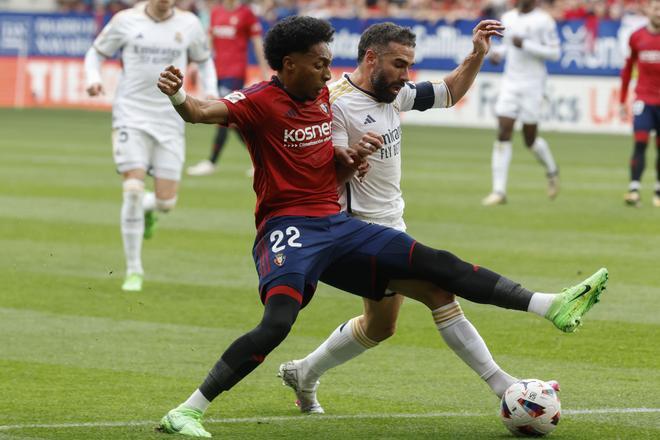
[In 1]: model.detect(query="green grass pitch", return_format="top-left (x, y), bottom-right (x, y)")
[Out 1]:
top-left (1, 108), bottom-right (659, 439)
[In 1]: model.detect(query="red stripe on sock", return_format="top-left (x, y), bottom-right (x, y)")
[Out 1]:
top-left (408, 240), bottom-right (417, 266)
top-left (634, 131), bottom-right (650, 143)
top-left (264, 285), bottom-right (302, 304)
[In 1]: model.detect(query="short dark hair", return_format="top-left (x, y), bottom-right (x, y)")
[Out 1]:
top-left (357, 22), bottom-right (416, 63)
top-left (264, 16), bottom-right (335, 71)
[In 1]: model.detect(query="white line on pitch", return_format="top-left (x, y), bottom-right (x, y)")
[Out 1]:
top-left (0, 408), bottom-right (658, 431)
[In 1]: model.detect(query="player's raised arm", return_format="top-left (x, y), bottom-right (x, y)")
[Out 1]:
top-left (443, 20), bottom-right (504, 104)
top-left (158, 65), bottom-right (229, 125)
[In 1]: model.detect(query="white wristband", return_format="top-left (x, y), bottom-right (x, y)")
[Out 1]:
top-left (168, 88), bottom-right (186, 106)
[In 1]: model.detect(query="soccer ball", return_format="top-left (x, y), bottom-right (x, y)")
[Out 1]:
top-left (500, 379), bottom-right (561, 437)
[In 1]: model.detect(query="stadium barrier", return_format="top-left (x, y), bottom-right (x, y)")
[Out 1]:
top-left (0, 12), bottom-right (639, 133)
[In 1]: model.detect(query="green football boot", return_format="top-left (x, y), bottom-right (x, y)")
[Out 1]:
top-left (546, 268), bottom-right (608, 333)
top-left (144, 210), bottom-right (158, 240)
top-left (121, 273), bottom-right (143, 292)
top-left (156, 405), bottom-right (211, 438)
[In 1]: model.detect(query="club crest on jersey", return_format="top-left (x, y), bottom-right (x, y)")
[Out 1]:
top-left (224, 91), bottom-right (246, 104)
top-left (274, 253), bottom-right (286, 267)
top-left (174, 32), bottom-right (183, 43)
top-left (319, 103), bottom-right (329, 114)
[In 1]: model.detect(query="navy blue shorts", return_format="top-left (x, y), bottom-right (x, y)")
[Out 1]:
top-left (633, 102), bottom-right (660, 133)
top-left (252, 213), bottom-right (406, 306)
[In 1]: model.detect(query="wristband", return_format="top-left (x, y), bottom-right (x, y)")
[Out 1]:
top-left (168, 88), bottom-right (186, 106)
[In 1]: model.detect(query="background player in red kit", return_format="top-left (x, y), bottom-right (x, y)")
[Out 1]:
top-left (186, 0), bottom-right (270, 177)
top-left (155, 16), bottom-right (607, 438)
top-left (621, 0), bottom-right (660, 207)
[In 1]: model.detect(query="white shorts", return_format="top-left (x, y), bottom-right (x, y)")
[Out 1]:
top-left (351, 213), bottom-right (407, 232)
top-left (112, 127), bottom-right (184, 181)
top-left (494, 83), bottom-right (544, 124)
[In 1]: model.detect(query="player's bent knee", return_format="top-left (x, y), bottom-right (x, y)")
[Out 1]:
top-left (155, 197), bottom-right (177, 212)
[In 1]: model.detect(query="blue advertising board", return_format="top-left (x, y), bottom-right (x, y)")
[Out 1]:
top-left (0, 12), bottom-right (626, 76)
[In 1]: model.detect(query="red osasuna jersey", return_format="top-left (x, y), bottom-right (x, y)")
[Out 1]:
top-left (210, 4), bottom-right (262, 80)
top-left (621, 26), bottom-right (660, 105)
top-left (221, 78), bottom-right (340, 229)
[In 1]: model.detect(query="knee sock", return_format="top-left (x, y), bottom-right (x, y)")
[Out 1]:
top-left (198, 294), bottom-right (301, 403)
top-left (121, 178), bottom-right (144, 275)
top-left (411, 243), bottom-right (534, 311)
top-left (433, 301), bottom-right (517, 397)
top-left (143, 191), bottom-right (156, 212)
top-left (492, 140), bottom-right (512, 195)
top-left (630, 140), bottom-right (648, 184)
top-left (209, 127), bottom-right (230, 163)
top-left (298, 317), bottom-right (378, 389)
top-left (530, 137), bottom-right (558, 175)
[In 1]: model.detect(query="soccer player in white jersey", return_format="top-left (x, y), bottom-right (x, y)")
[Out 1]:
top-left (84, 0), bottom-right (217, 291)
top-left (277, 21), bottom-right (538, 414)
top-left (482, 0), bottom-right (561, 206)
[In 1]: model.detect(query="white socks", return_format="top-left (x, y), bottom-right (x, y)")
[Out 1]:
top-left (143, 191), bottom-right (156, 212)
top-left (491, 140), bottom-right (512, 195)
top-left (121, 178), bottom-right (145, 275)
top-left (527, 292), bottom-right (556, 317)
top-left (433, 301), bottom-right (517, 398)
top-left (183, 389), bottom-right (211, 413)
top-left (530, 137), bottom-right (557, 175)
top-left (298, 317), bottom-right (377, 389)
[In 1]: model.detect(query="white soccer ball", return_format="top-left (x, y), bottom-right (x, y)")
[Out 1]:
top-left (500, 379), bottom-right (561, 437)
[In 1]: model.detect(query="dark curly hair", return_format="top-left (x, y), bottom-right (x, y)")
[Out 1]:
top-left (264, 16), bottom-right (335, 71)
top-left (357, 22), bottom-right (416, 63)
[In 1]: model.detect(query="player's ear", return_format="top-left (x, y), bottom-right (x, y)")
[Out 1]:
top-left (364, 48), bottom-right (378, 67)
top-left (282, 55), bottom-right (295, 73)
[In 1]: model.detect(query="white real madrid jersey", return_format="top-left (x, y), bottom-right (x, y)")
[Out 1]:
top-left (330, 74), bottom-right (451, 228)
top-left (93, 3), bottom-right (210, 141)
top-left (497, 8), bottom-right (560, 87)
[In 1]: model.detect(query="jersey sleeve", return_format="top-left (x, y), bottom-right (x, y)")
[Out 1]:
top-left (620, 32), bottom-right (638, 104)
top-left (331, 101), bottom-right (349, 149)
top-left (398, 81), bottom-right (452, 112)
top-left (187, 18), bottom-right (212, 63)
top-left (221, 90), bottom-right (260, 129)
top-left (246, 8), bottom-right (263, 37)
top-left (92, 12), bottom-right (128, 57)
top-left (522, 16), bottom-right (560, 61)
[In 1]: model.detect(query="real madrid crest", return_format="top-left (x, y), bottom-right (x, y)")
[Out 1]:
top-left (274, 253), bottom-right (286, 266)
top-left (174, 32), bottom-right (183, 43)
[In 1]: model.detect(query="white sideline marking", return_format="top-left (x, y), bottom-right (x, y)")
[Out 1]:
top-left (0, 408), bottom-right (658, 431)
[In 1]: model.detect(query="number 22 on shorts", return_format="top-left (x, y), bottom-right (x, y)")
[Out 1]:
top-left (270, 226), bottom-right (302, 253)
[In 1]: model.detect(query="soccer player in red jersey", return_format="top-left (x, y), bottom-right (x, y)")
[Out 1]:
top-left (155, 16), bottom-right (608, 437)
top-left (621, 0), bottom-right (660, 207)
top-left (186, 0), bottom-right (270, 177)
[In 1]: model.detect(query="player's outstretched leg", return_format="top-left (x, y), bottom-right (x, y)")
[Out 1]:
top-left (544, 268), bottom-right (608, 332)
top-left (157, 404), bottom-right (211, 438)
top-left (405, 241), bottom-right (608, 332)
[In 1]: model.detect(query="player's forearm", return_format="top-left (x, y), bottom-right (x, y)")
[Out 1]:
top-left (83, 47), bottom-right (104, 87)
top-left (444, 51), bottom-right (485, 104)
top-left (171, 93), bottom-right (228, 125)
top-left (197, 59), bottom-right (218, 97)
top-left (335, 163), bottom-right (357, 186)
top-left (522, 40), bottom-right (560, 61)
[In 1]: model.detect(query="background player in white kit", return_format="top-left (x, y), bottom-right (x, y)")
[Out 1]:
top-left (277, 21), bottom-right (540, 414)
top-left (482, 0), bottom-right (561, 206)
top-left (84, 0), bottom-right (217, 291)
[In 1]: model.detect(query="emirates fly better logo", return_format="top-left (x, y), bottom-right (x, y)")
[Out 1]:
top-left (283, 122), bottom-right (332, 148)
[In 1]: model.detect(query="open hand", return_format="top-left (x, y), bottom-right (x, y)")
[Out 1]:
top-left (472, 20), bottom-right (505, 56)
